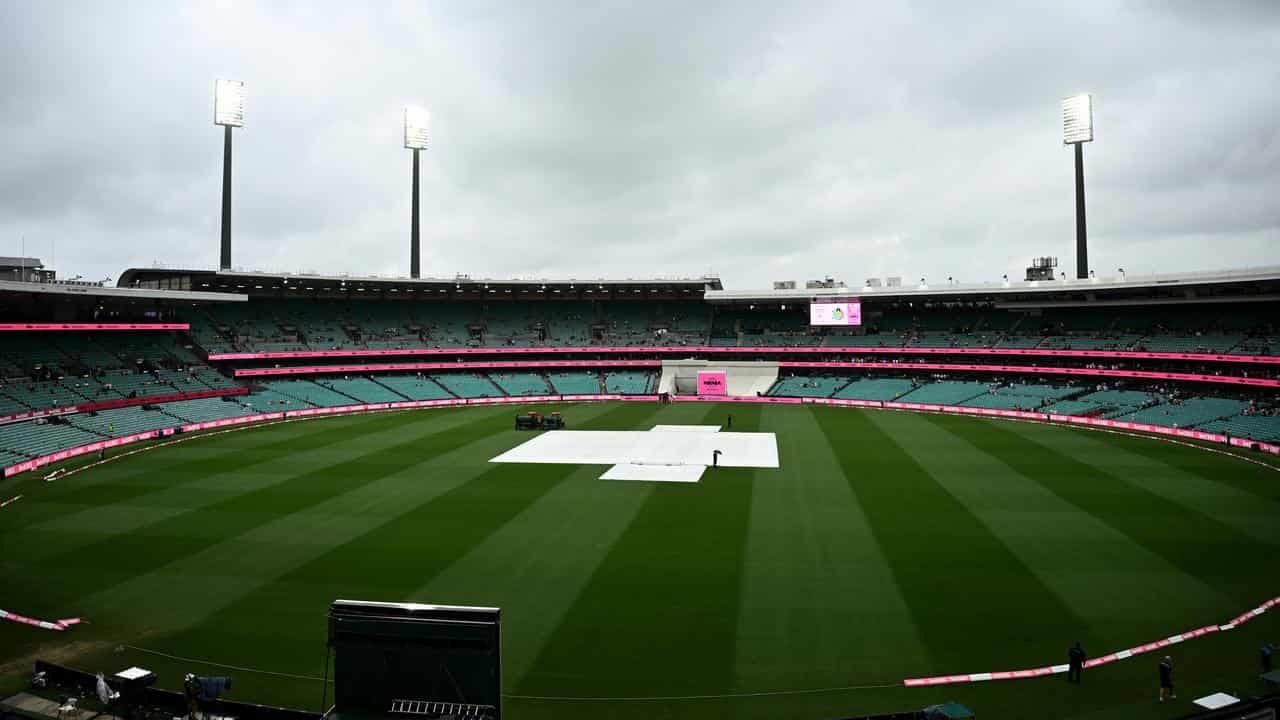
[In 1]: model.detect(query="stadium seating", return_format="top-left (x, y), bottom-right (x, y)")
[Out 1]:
top-left (604, 371), bottom-right (655, 394)
top-left (366, 376), bottom-right (450, 397)
top-left (1197, 414), bottom-right (1280, 442)
top-left (1038, 399), bottom-right (1099, 416)
top-left (488, 372), bottom-right (552, 396)
top-left (315, 377), bottom-right (408, 403)
top-left (833, 378), bottom-right (917, 401)
top-left (897, 381), bottom-right (990, 405)
top-left (68, 406), bottom-right (182, 437)
top-left (174, 298), bottom-right (1280, 359)
top-left (1136, 334), bottom-right (1242, 353)
top-left (160, 397), bottom-right (259, 423)
top-left (767, 375), bottom-right (848, 398)
top-left (958, 391), bottom-right (1040, 411)
top-left (824, 334), bottom-right (901, 347)
top-left (1109, 397), bottom-right (1250, 428)
top-left (243, 390), bottom-right (311, 412)
top-left (373, 375), bottom-right (454, 401)
top-left (2, 294), bottom-right (1278, 473)
top-left (0, 420), bottom-right (104, 458)
top-left (548, 371), bottom-right (602, 395)
top-left (1, 378), bottom-right (91, 410)
top-left (256, 379), bottom-right (361, 408)
top-left (432, 374), bottom-right (504, 398)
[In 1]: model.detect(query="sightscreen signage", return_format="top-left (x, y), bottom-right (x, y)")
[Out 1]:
top-left (809, 301), bottom-right (862, 326)
top-left (696, 371), bottom-right (727, 396)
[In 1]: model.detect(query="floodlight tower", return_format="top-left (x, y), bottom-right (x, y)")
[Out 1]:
top-left (214, 79), bottom-right (245, 271)
top-left (1062, 93), bottom-right (1094, 279)
top-left (404, 107), bottom-right (430, 279)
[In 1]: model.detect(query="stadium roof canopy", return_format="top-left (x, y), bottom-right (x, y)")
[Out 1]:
top-left (0, 278), bottom-right (245, 303)
top-left (707, 265), bottom-right (1280, 307)
top-left (118, 267), bottom-right (722, 300)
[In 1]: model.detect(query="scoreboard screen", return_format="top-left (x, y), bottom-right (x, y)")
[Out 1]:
top-left (809, 301), bottom-right (862, 326)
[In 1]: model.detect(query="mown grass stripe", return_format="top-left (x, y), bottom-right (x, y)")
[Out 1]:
top-left (516, 403), bottom-right (758, 697)
top-left (814, 407), bottom-right (1087, 673)
top-left (940, 415), bottom-right (1278, 607)
top-left (0, 413), bottom-right (383, 532)
top-left (734, 406), bottom-right (931, 690)
top-left (884, 411), bottom-right (1235, 638)
top-left (118, 401), bottom-right (670, 705)
top-left (1090, 428), bottom-right (1280, 504)
top-left (1, 408), bottom-right (507, 574)
top-left (11, 407), bottom-right (516, 614)
top-left (1008, 421), bottom-right (1280, 547)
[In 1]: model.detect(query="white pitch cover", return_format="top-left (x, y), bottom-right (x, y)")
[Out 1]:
top-left (490, 430), bottom-right (778, 469)
top-left (491, 425), bottom-right (777, 482)
top-left (600, 464), bottom-right (706, 483)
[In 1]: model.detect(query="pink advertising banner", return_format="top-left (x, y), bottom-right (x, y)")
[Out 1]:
top-left (673, 394), bottom-right (803, 404)
top-left (231, 357), bottom-right (1278, 388)
top-left (205, 344), bottom-right (1280, 366)
top-left (234, 359), bottom-right (661, 378)
top-left (0, 323), bottom-right (189, 331)
top-left (778, 361), bottom-right (1280, 388)
top-left (696, 371), bottom-right (727, 395)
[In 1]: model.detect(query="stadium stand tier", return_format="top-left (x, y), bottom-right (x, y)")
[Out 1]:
top-left (2, 273), bottom-right (1279, 474)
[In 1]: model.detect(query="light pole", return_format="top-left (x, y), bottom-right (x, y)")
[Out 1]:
top-left (1062, 94), bottom-right (1094, 280)
top-left (214, 80), bottom-right (245, 271)
top-left (404, 107), bottom-right (430, 279)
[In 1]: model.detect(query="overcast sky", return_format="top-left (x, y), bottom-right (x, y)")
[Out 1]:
top-left (2, 1), bottom-right (1278, 289)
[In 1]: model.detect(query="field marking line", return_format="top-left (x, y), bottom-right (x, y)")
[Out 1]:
top-left (119, 645), bottom-right (329, 682)
top-left (501, 681), bottom-right (903, 701)
top-left (119, 644), bottom-right (905, 699)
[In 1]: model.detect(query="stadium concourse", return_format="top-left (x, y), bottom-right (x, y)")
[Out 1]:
top-left (0, 266), bottom-right (1278, 475)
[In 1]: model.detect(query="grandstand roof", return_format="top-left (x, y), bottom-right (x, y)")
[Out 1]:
top-left (117, 267), bottom-right (722, 299)
top-left (707, 265), bottom-right (1280, 305)
top-left (0, 278), bottom-right (245, 303)
top-left (0, 257), bottom-right (44, 269)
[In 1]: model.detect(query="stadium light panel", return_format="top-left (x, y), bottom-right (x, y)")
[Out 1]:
top-left (214, 79), bottom-right (245, 127)
top-left (404, 107), bottom-right (430, 150)
top-left (1062, 93), bottom-right (1093, 144)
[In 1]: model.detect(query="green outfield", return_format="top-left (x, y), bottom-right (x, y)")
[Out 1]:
top-left (1, 401), bottom-right (1277, 720)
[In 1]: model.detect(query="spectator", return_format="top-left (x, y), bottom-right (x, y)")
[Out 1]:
top-left (1067, 641), bottom-right (1086, 684)
top-left (1158, 656), bottom-right (1175, 702)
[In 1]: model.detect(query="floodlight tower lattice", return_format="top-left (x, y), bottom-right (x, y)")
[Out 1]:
top-left (404, 107), bottom-right (430, 279)
top-left (1062, 94), bottom-right (1094, 280)
top-left (214, 79), bottom-right (245, 271)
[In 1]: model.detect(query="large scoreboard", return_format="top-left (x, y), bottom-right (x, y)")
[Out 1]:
top-left (328, 600), bottom-right (502, 720)
top-left (808, 301), bottom-right (862, 326)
